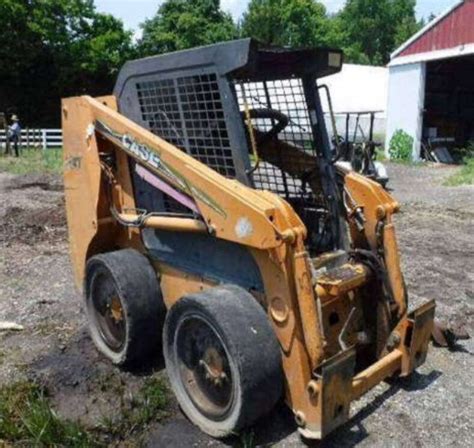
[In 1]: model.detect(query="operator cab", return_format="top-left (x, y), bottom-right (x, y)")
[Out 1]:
top-left (114, 39), bottom-right (345, 255)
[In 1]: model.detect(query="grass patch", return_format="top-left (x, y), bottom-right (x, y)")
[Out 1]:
top-left (0, 148), bottom-right (62, 175)
top-left (238, 430), bottom-right (256, 448)
top-left (0, 381), bottom-right (99, 447)
top-left (444, 158), bottom-right (474, 186)
top-left (99, 376), bottom-right (169, 439)
top-left (376, 148), bottom-right (388, 162)
top-left (0, 377), bottom-right (170, 446)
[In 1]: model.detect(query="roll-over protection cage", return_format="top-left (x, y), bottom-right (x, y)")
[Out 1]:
top-left (114, 38), bottom-right (345, 255)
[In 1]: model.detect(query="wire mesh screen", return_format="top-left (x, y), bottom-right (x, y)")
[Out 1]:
top-left (234, 79), bottom-right (317, 198)
top-left (136, 73), bottom-right (235, 177)
top-left (234, 79), bottom-right (334, 254)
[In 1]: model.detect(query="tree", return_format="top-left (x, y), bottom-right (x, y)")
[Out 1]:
top-left (138, 0), bottom-right (237, 56)
top-left (337, 0), bottom-right (422, 65)
top-left (392, 0), bottom-right (422, 48)
top-left (240, 0), bottom-right (334, 48)
top-left (0, 0), bottom-right (133, 127)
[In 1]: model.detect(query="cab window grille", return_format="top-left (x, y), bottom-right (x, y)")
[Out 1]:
top-left (137, 78), bottom-right (185, 148)
top-left (235, 79), bottom-right (331, 254)
top-left (234, 79), bottom-right (317, 200)
top-left (136, 74), bottom-right (235, 177)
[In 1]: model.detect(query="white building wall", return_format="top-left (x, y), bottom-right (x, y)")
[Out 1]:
top-left (385, 62), bottom-right (426, 159)
top-left (320, 64), bottom-right (388, 114)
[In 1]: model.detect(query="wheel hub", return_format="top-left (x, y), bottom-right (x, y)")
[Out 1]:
top-left (199, 347), bottom-right (228, 386)
top-left (109, 296), bottom-right (124, 323)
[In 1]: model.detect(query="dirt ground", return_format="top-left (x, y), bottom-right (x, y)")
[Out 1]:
top-left (0, 163), bottom-right (473, 447)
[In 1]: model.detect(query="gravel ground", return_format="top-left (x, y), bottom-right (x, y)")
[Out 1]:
top-left (0, 163), bottom-right (473, 447)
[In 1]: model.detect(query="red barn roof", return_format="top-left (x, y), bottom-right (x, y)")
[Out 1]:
top-left (391, 0), bottom-right (474, 64)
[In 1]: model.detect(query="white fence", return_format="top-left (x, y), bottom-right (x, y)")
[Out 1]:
top-left (0, 129), bottom-right (63, 150)
top-left (0, 118), bottom-right (387, 151)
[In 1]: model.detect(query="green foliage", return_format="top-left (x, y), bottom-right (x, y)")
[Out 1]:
top-left (444, 158), bottom-right (474, 186)
top-left (240, 0), bottom-right (334, 47)
top-left (389, 129), bottom-right (413, 161)
top-left (336, 0), bottom-right (422, 64)
top-left (238, 0), bottom-right (422, 64)
top-left (0, 381), bottom-right (98, 446)
top-left (0, 148), bottom-right (63, 175)
top-left (452, 141), bottom-right (474, 161)
top-left (138, 0), bottom-right (237, 55)
top-left (0, 0), bottom-right (428, 128)
top-left (0, 0), bottom-right (133, 127)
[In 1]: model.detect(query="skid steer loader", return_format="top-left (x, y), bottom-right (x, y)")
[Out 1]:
top-left (62, 39), bottom-right (435, 440)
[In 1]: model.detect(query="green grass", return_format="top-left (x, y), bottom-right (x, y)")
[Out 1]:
top-left (444, 158), bottom-right (474, 186)
top-left (376, 148), bottom-right (388, 162)
top-left (98, 376), bottom-right (169, 439)
top-left (0, 377), bottom-right (169, 446)
top-left (0, 381), bottom-right (99, 447)
top-left (238, 430), bottom-right (256, 448)
top-left (0, 148), bottom-right (63, 175)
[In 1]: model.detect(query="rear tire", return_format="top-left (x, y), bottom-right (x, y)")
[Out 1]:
top-left (163, 285), bottom-right (283, 438)
top-left (85, 249), bottom-right (165, 368)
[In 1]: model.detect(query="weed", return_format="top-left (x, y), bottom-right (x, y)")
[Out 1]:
top-left (444, 158), bottom-right (474, 186)
top-left (389, 130), bottom-right (413, 161)
top-left (0, 148), bottom-right (62, 175)
top-left (376, 148), bottom-right (388, 162)
top-left (135, 376), bottom-right (169, 425)
top-left (0, 381), bottom-right (99, 446)
top-left (452, 141), bottom-right (474, 161)
top-left (238, 430), bottom-right (256, 448)
top-left (98, 375), bottom-right (169, 438)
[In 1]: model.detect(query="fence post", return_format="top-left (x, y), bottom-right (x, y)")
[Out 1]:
top-left (42, 129), bottom-right (47, 150)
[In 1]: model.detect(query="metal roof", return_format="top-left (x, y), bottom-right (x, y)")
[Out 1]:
top-left (390, 0), bottom-right (474, 65)
top-left (114, 39), bottom-right (343, 98)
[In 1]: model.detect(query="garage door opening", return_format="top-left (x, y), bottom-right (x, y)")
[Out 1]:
top-left (423, 55), bottom-right (474, 160)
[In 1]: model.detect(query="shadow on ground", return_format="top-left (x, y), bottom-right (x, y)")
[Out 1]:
top-left (145, 367), bottom-right (442, 447)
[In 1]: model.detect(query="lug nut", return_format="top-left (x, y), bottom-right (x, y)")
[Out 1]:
top-left (387, 331), bottom-right (401, 350)
top-left (307, 380), bottom-right (320, 398)
top-left (295, 411), bottom-right (306, 427)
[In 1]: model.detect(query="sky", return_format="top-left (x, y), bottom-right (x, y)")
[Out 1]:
top-left (94, 0), bottom-right (460, 36)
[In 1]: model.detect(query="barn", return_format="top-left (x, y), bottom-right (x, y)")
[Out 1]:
top-left (385, 0), bottom-right (474, 159)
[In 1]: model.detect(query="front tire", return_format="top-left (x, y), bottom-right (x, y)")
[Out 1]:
top-left (163, 285), bottom-right (282, 438)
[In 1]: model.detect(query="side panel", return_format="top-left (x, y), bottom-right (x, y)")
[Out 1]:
top-left (62, 97), bottom-right (104, 288)
top-left (143, 229), bottom-right (264, 292)
top-left (62, 96), bottom-right (141, 288)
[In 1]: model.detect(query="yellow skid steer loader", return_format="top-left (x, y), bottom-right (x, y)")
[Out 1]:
top-left (62, 39), bottom-right (435, 439)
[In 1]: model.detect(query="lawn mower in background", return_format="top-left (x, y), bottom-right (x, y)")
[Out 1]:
top-left (321, 99), bottom-right (389, 188)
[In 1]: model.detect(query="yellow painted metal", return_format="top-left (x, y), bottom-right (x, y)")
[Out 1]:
top-left (118, 214), bottom-right (208, 233)
top-left (63, 94), bottom-right (435, 441)
top-left (315, 263), bottom-right (370, 302)
top-left (352, 349), bottom-right (403, 399)
top-left (293, 240), bottom-right (326, 370)
top-left (383, 223), bottom-right (407, 317)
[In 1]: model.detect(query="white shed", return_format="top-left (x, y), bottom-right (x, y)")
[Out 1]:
top-left (320, 64), bottom-right (388, 142)
top-left (386, 0), bottom-right (474, 159)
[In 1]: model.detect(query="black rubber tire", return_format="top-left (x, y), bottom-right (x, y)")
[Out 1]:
top-left (85, 249), bottom-right (165, 368)
top-left (163, 285), bottom-right (283, 438)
